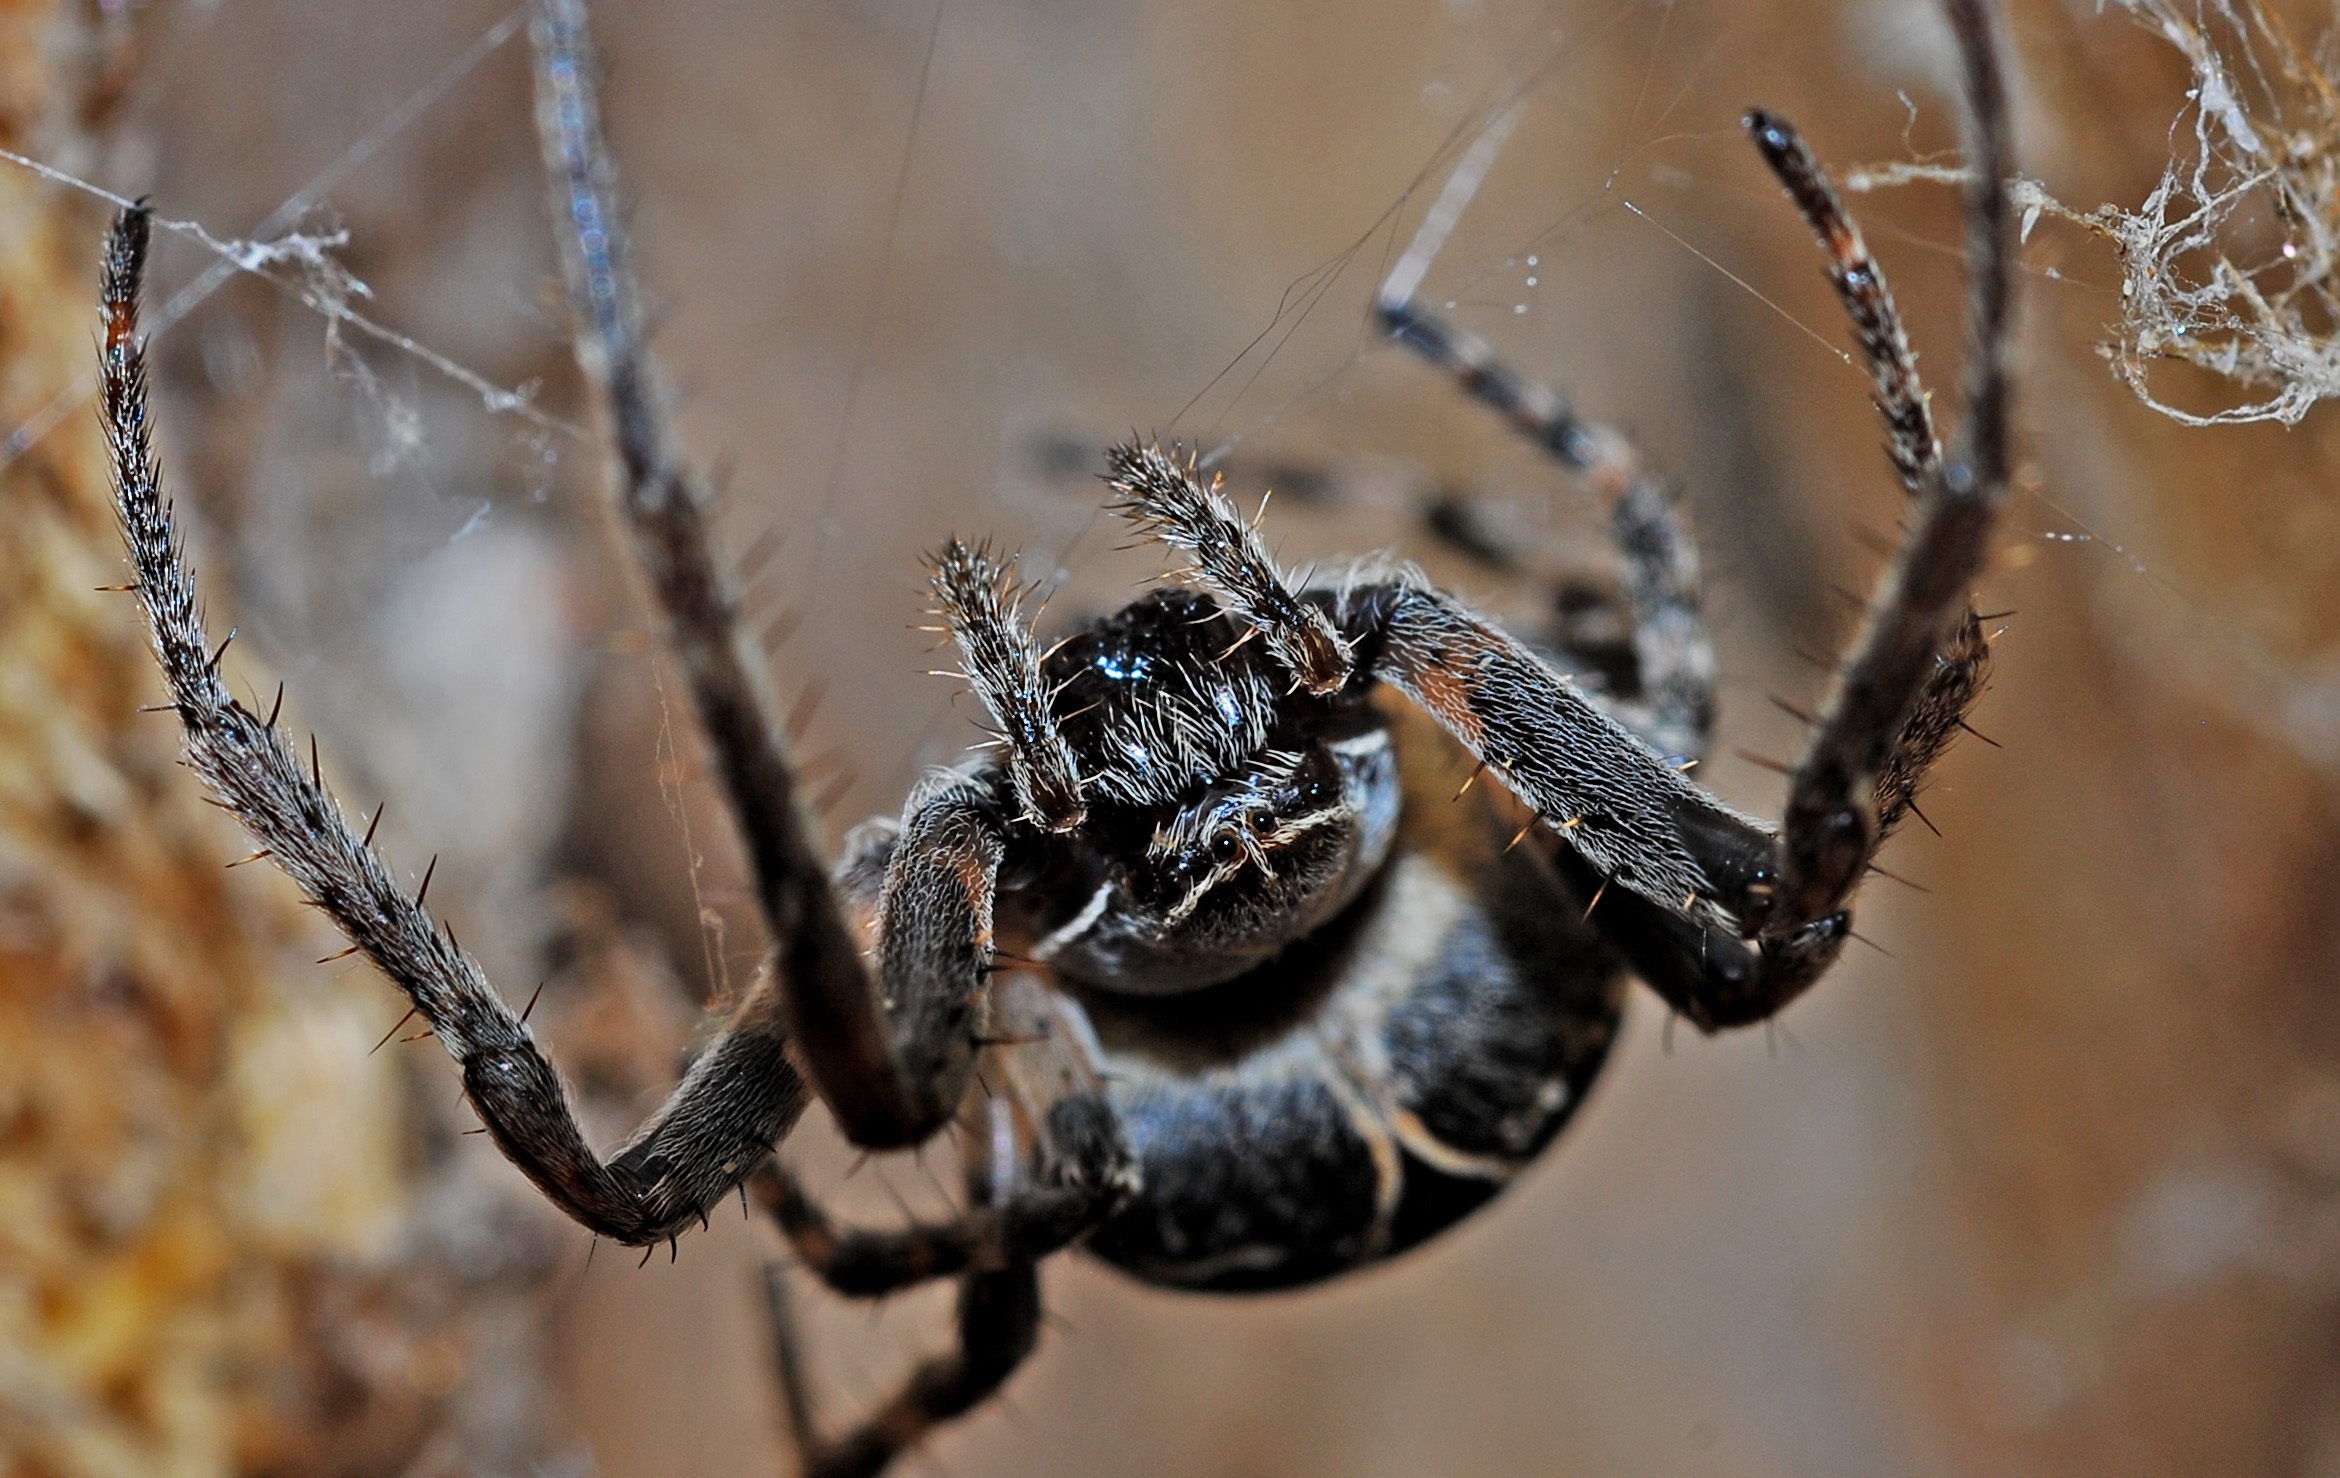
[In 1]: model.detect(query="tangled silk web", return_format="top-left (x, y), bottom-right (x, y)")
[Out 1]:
top-left (2028, 0), bottom-right (2340, 426)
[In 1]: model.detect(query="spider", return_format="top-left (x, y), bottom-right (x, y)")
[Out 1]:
top-left (100, 0), bottom-right (2014, 1473)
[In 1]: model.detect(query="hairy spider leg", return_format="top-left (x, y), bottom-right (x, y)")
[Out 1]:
top-left (102, 203), bottom-right (809, 1247)
top-left (756, 972), bottom-right (1133, 1302)
top-left (754, 1154), bottom-right (1110, 1298)
top-left (1110, 0), bottom-right (2015, 1032)
top-left (767, 1253), bottom-right (1039, 1478)
top-left (759, 977), bottom-right (1135, 1478)
top-left (1105, 442), bottom-right (1352, 695)
top-left (1102, 451), bottom-right (1780, 994)
top-left (1753, 0), bottom-right (2013, 932)
top-left (536, 0), bottom-right (989, 1151)
top-left (1745, 108), bottom-right (1993, 846)
top-left (1367, 304), bottom-right (1714, 766)
top-left (927, 540), bottom-right (1087, 831)
top-left (1745, 112), bottom-right (1939, 496)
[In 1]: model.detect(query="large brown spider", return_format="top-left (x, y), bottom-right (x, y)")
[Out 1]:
top-left (100, 0), bottom-right (2014, 1472)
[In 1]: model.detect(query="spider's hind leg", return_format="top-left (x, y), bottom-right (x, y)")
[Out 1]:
top-left (767, 1257), bottom-right (1041, 1478)
top-left (751, 1079), bottom-right (1132, 1302)
top-left (756, 985), bottom-right (1133, 1478)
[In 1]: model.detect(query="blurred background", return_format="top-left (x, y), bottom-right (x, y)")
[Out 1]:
top-left (9, 0), bottom-right (2340, 1473)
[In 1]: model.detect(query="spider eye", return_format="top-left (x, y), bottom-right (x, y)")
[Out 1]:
top-left (1209, 832), bottom-right (1240, 863)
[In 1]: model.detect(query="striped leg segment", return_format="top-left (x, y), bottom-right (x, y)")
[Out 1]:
top-left (1373, 300), bottom-right (1714, 763)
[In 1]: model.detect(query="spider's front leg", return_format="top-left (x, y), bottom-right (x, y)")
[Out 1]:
top-left (1104, 446), bottom-right (1791, 1019)
top-left (533, 0), bottom-right (964, 1150)
top-left (1740, 67), bottom-right (2012, 917)
top-left (100, 0), bottom-right (1013, 1256)
top-left (540, 0), bottom-right (1090, 1159)
top-left (1325, 576), bottom-right (1840, 1024)
top-left (101, 207), bottom-right (805, 1246)
top-left (1107, 0), bottom-right (2012, 1032)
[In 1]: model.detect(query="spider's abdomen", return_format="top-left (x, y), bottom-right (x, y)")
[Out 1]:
top-left (1072, 701), bottom-right (1628, 1292)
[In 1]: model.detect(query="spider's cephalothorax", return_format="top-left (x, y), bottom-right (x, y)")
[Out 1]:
top-left (100, 0), bottom-right (2019, 1474)
top-left (978, 569), bottom-right (1404, 996)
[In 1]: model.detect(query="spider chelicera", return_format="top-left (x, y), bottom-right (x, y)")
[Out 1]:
top-left (102, 0), bottom-right (2015, 1473)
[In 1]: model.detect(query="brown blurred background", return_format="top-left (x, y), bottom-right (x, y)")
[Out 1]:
top-left (10, 0), bottom-right (2340, 1473)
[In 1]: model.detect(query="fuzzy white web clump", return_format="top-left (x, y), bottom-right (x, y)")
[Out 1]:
top-left (2048, 0), bottom-right (2340, 426)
